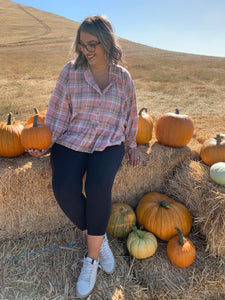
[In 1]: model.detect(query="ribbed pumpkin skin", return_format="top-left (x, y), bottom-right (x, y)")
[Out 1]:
top-left (155, 111), bottom-right (194, 147)
top-left (136, 192), bottom-right (192, 241)
top-left (106, 203), bottom-right (136, 238)
top-left (20, 123), bottom-right (52, 150)
top-left (127, 229), bottom-right (158, 259)
top-left (210, 162), bottom-right (225, 186)
top-left (0, 114), bottom-right (25, 157)
top-left (200, 135), bottom-right (225, 166)
top-left (167, 229), bottom-right (196, 268)
top-left (136, 108), bottom-right (153, 145)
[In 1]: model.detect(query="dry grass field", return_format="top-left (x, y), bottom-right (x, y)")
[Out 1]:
top-left (0, 0), bottom-right (225, 299)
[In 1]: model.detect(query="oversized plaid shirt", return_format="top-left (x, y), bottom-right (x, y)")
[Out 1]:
top-left (45, 61), bottom-right (138, 153)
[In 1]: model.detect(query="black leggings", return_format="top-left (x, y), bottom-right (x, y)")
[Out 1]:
top-left (50, 143), bottom-right (124, 235)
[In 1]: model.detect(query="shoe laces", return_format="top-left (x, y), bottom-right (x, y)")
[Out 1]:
top-left (99, 236), bottom-right (111, 260)
top-left (79, 257), bottom-right (99, 284)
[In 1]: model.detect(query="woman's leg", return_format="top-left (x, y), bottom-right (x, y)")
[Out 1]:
top-left (50, 143), bottom-right (88, 231)
top-left (84, 143), bottom-right (125, 259)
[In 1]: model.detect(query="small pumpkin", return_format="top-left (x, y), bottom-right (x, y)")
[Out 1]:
top-left (127, 226), bottom-right (158, 259)
top-left (20, 114), bottom-right (52, 150)
top-left (210, 162), bottom-right (225, 186)
top-left (106, 203), bottom-right (136, 238)
top-left (167, 227), bottom-right (196, 268)
top-left (0, 112), bottom-right (25, 157)
top-left (200, 134), bottom-right (225, 166)
top-left (136, 107), bottom-right (153, 145)
top-left (136, 192), bottom-right (192, 241)
top-left (25, 107), bottom-right (47, 127)
top-left (155, 108), bottom-right (194, 147)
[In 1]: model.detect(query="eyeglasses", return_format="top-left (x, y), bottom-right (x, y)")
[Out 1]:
top-left (78, 41), bottom-right (101, 53)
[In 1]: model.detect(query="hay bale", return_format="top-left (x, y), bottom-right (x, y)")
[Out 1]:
top-left (0, 141), bottom-right (193, 241)
top-left (166, 159), bottom-right (225, 257)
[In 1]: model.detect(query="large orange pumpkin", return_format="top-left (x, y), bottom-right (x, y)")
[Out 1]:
top-left (0, 112), bottom-right (25, 157)
top-left (25, 107), bottom-right (47, 127)
top-left (155, 109), bottom-right (194, 147)
top-left (200, 134), bottom-right (225, 166)
top-left (21, 114), bottom-right (52, 150)
top-left (106, 203), bottom-right (136, 238)
top-left (136, 192), bottom-right (192, 241)
top-left (136, 107), bottom-right (153, 145)
top-left (167, 227), bottom-right (196, 268)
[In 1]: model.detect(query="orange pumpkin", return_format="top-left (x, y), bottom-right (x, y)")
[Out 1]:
top-left (136, 192), bottom-right (192, 241)
top-left (106, 203), bottom-right (136, 238)
top-left (167, 227), bottom-right (196, 268)
top-left (200, 134), bottom-right (225, 166)
top-left (0, 112), bottom-right (25, 157)
top-left (21, 114), bottom-right (52, 150)
top-left (155, 109), bottom-right (194, 147)
top-left (136, 107), bottom-right (153, 145)
top-left (25, 107), bottom-right (47, 127)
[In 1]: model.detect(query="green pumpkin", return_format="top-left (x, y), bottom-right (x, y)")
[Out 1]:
top-left (210, 162), bottom-right (225, 186)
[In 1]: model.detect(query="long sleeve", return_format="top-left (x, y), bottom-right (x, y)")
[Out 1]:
top-left (45, 63), bottom-right (71, 147)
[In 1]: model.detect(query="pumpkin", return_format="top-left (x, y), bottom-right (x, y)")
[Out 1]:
top-left (200, 134), bottom-right (225, 166)
top-left (127, 226), bottom-right (158, 259)
top-left (0, 112), bottom-right (25, 157)
top-left (155, 108), bottom-right (194, 147)
top-left (136, 192), bottom-right (192, 241)
top-left (167, 227), bottom-right (196, 268)
top-left (106, 203), bottom-right (136, 238)
top-left (25, 107), bottom-right (47, 127)
top-left (136, 107), bottom-right (153, 145)
top-left (210, 162), bottom-right (225, 186)
top-left (20, 114), bottom-right (52, 150)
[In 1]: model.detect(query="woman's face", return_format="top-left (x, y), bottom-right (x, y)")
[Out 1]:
top-left (79, 31), bottom-right (107, 68)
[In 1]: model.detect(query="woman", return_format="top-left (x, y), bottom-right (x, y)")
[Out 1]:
top-left (28, 15), bottom-right (140, 298)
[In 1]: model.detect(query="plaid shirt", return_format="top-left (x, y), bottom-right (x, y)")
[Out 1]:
top-left (45, 61), bottom-right (138, 153)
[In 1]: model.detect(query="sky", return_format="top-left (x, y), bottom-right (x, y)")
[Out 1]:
top-left (13, 0), bottom-right (225, 57)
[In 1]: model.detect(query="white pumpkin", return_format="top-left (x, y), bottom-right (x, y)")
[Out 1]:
top-left (210, 162), bottom-right (225, 186)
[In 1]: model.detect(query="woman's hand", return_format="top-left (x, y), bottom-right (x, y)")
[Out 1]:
top-left (127, 148), bottom-right (141, 167)
top-left (25, 148), bottom-right (50, 157)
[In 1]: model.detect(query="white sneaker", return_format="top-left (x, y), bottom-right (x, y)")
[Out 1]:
top-left (76, 255), bottom-right (99, 298)
top-left (99, 234), bottom-right (115, 274)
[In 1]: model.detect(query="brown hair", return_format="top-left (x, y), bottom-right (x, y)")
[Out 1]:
top-left (71, 15), bottom-right (123, 69)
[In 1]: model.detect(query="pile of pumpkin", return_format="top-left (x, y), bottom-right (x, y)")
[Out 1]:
top-left (136, 107), bottom-right (225, 187)
top-left (107, 192), bottom-right (195, 268)
top-left (0, 108), bottom-right (51, 157)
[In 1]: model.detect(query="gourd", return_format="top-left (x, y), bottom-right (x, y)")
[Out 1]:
top-left (200, 134), bottom-right (225, 166)
top-left (127, 227), bottom-right (158, 259)
top-left (167, 227), bottom-right (196, 268)
top-left (210, 162), bottom-right (225, 186)
top-left (136, 107), bottom-right (153, 145)
top-left (0, 112), bottom-right (25, 157)
top-left (106, 203), bottom-right (136, 238)
top-left (136, 192), bottom-right (192, 241)
top-left (20, 114), bottom-right (52, 150)
top-left (25, 107), bottom-right (47, 127)
top-left (155, 108), bottom-right (194, 147)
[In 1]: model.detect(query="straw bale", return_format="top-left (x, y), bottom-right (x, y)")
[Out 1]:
top-left (165, 159), bottom-right (225, 257)
top-left (0, 226), bottom-right (224, 299)
top-left (0, 141), bottom-right (193, 241)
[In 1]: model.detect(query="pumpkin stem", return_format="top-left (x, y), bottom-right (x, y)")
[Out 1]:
top-left (175, 108), bottom-right (179, 114)
top-left (7, 112), bottom-right (13, 125)
top-left (159, 201), bottom-right (170, 209)
top-left (33, 114), bottom-right (39, 127)
top-left (138, 107), bottom-right (148, 116)
top-left (215, 134), bottom-right (222, 144)
top-left (175, 227), bottom-right (184, 246)
top-left (34, 107), bottom-right (39, 114)
top-left (133, 226), bottom-right (144, 239)
top-left (120, 207), bottom-right (128, 214)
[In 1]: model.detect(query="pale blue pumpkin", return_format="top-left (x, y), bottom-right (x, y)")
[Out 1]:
top-left (210, 162), bottom-right (225, 186)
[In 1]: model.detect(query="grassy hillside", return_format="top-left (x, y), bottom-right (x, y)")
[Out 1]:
top-left (1, 0), bottom-right (225, 143)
